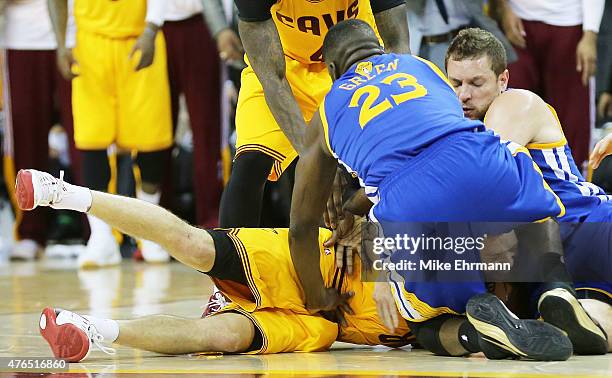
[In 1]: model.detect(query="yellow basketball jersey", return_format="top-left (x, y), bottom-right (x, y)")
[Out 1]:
top-left (74, 0), bottom-right (146, 38)
top-left (270, 0), bottom-right (379, 64)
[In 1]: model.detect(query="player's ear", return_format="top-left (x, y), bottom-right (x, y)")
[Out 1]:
top-left (498, 69), bottom-right (509, 92)
top-left (327, 62), bottom-right (339, 81)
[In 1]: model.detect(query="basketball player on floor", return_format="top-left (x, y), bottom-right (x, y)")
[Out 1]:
top-left (15, 168), bottom-right (577, 361)
top-left (288, 20), bottom-right (597, 360)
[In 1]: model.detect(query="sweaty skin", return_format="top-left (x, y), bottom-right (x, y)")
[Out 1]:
top-left (446, 56), bottom-right (564, 145)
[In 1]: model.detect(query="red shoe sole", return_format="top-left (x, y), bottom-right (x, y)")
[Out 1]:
top-left (16, 170), bottom-right (34, 211)
top-left (39, 307), bottom-right (90, 362)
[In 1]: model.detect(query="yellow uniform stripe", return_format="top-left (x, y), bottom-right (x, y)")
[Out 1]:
top-left (414, 55), bottom-right (454, 90)
top-left (509, 146), bottom-right (566, 220)
top-left (523, 104), bottom-right (567, 150)
top-left (319, 98), bottom-right (334, 155)
top-left (576, 287), bottom-right (612, 299)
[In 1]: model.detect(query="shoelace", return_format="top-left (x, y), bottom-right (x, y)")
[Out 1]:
top-left (53, 171), bottom-right (66, 204)
top-left (39, 170), bottom-right (66, 205)
top-left (200, 293), bottom-right (229, 313)
top-left (209, 295), bottom-right (228, 311)
top-left (86, 324), bottom-right (116, 356)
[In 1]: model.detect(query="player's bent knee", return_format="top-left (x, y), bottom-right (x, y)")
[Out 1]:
top-left (168, 226), bottom-right (215, 272)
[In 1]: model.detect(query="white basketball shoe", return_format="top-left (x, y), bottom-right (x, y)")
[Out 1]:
top-left (140, 239), bottom-right (170, 263)
top-left (78, 227), bottom-right (121, 269)
top-left (39, 307), bottom-right (115, 362)
top-left (15, 170), bottom-right (70, 211)
top-left (11, 239), bottom-right (42, 260)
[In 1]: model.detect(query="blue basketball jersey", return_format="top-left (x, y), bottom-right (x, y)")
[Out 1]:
top-left (526, 106), bottom-right (610, 223)
top-left (321, 53), bottom-right (483, 202)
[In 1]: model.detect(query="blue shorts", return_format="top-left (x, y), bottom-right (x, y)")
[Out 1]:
top-left (562, 201), bottom-right (612, 303)
top-left (371, 130), bottom-right (563, 223)
top-left (371, 130), bottom-right (564, 321)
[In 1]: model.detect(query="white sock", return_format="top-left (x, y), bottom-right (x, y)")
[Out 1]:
top-left (87, 214), bottom-right (112, 240)
top-left (83, 315), bottom-right (120, 342)
top-left (136, 189), bottom-right (161, 205)
top-left (52, 182), bottom-right (92, 213)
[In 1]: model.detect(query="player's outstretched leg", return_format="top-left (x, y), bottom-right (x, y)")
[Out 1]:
top-left (39, 308), bottom-right (255, 362)
top-left (15, 169), bottom-right (215, 272)
top-left (538, 289), bottom-right (609, 355)
top-left (466, 293), bottom-right (573, 361)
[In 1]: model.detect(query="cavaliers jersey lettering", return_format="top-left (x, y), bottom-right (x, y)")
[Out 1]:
top-left (74, 0), bottom-right (146, 38)
top-left (321, 53), bottom-right (483, 202)
top-left (270, 0), bottom-right (378, 64)
top-left (528, 142), bottom-right (610, 223)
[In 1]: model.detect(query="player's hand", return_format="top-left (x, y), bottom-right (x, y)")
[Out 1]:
top-left (216, 28), bottom-right (244, 63)
top-left (373, 281), bottom-right (399, 334)
top-left (576, 31), bottom-right (597, 86)
top-left (56, 47), bottom-right (78, 80)
top-left (325, 214), bottom-right (366, 275)
top-left (598, 92), bottom-right (612, 120)
top-left (130, 25), bottom-right (158, 71)
top-left (324, 168), bottom-right (347, 229)
top-left (500, 6), bottom-right (526, 49)
top-left (590, 133), bottom-right (612, 170)
top-left (308, 287), bottom-right (354, 327)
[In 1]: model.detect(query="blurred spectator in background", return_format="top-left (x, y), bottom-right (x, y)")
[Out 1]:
top-left (407, 0), bottom-right (516, 72)
top-left (201, 0), bottom-right (244, 184)
top-left (201, 0), bottom-right (244, 70)
top-left (1, 0), bottom-right (82, 260)
top-left (162, 0), bottom-right (227, 228)
top-left (494, 0), bottom-right (605, 170)
top-left (597, 0), bottom-right (612, 122)
top-left (48, 0), bottom-right (173, 267)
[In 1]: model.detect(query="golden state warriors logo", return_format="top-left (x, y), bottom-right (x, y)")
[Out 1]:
top-left (355, 61), bottom-right (373, 76)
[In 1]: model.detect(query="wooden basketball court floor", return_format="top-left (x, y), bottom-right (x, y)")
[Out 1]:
top-left (1, 259), bottom-right (611, 378)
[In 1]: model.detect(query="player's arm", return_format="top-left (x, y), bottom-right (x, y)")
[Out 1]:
top-left (483, 90), bottom-right (546, 146)
top-left (289, 110), bottom-right (353, 315)
top-left (129, 0), bottom-right (165, 71)
top-left (235, 0), bottom-right (308, 153)
top-left (372, 0), bottom-right (410, 54)
top-left (48, 0), bottom-right (77, 80)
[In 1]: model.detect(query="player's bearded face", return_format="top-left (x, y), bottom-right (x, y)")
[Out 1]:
top-left (447, 56), bottom-right (505, 121)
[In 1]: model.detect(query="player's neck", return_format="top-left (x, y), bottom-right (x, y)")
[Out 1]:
top-left (342, 50), bottom-right (383, 74)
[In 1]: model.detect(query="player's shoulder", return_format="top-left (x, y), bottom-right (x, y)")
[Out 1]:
top-left (491, 89), bottom-right (550, 117)
top-left (498, 89), bottom-right (547, 108)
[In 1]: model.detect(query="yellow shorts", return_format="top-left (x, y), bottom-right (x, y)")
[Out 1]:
top-left (215, 304), bottom-right (338, 354)
top-left (340, 280), bottom-right (413, 347)
top-left (216, 228), bottom-right (335, 313)
top-left (235, 59), bottom-right (332, 181)
top-left (210, 228), bottom-right (412, 353)
top-left (72, 30), bottom-right (172, 151)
